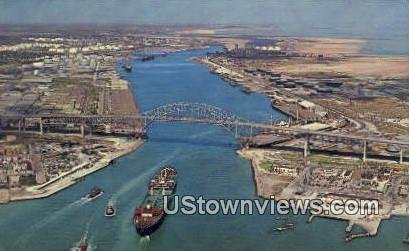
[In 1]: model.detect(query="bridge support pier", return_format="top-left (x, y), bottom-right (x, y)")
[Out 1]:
top-left (400, 149), bottom-right (404, 164)
top-left (296, 108), bottom-right (299, 123)
top-left (80, 124), bottom-right (85, 138)
top-left (235, 120), bottom-right (238, 138)
top-left (304, 138), bottom-right (309, 158)
top-left (362, 140), bottom-right (367, 162)
top-left (39, 119), bottom-right (43, 135)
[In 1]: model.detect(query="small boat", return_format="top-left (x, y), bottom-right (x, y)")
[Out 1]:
top-left (85, 187), bottom-right (103, 200)
top-left (403, 237), bottom-right (409, 244)
top-left (141, 55), bottom-right (155, 62)
top-left (122, 63), bottom-right (132, 72)
top-left (105, 202), bottom-right (116, 217)
top-left (273, 223), bottom-right (295, 232)
top-left (241, 87), bottom-right (252, 95)
top-left (71, 235), bottom-right (89, 251)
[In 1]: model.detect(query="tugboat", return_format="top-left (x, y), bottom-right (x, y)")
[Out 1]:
top-left (134, 166), bottom-right (177, 236)
top-left (105, 201), bottom-right (116, 217)
top-left (85, 187), bottom-right (103, 201)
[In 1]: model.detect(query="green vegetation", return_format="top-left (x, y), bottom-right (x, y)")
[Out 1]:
top-left (20, 175), bottom-right (37, 186)
top-left (259, 161), bottom-right (275, 172)
top-left (308, 154), bottom-right (360, 168)
top-left (53, 78), bottom-right (79, 88)
top-left (279, 152), bottom-right (303, 161)
top-left (377, 122), bottom-right (409, 135)
top-left (60, 152), bottom-right (70, 159)
top-left (300, 71), bottom-right (352, 79)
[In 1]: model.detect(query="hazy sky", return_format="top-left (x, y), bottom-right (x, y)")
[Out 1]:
top-left (0, 1), bottom-right (408, 39)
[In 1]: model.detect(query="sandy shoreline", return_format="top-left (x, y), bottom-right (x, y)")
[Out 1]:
top-left (4, 138), bottom-right (144, 203)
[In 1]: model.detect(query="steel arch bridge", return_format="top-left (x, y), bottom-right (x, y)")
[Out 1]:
top-left (140, 102), bottom-right (257, 138)
top-left (2, 102), bottom-right (409, 153)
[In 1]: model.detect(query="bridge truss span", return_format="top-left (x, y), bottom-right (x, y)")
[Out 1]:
top-left (1, 102), bottom-right (408, 155)
top-left (141, 102), bottom-right (257, 138)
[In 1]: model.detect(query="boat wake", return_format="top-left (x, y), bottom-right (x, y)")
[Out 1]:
top-left (32, 197), bottom-right (89, 228)
top-left (71, 216), bottom-right (99, 250)
top-left (139, 235), bottom-right (150, 247)
top-left (13, 198), bottom-right (92, 249)
top-left (71, 226), bottom-right (97, 251)
top-left (110, 169), bottom-right (156, 202)
top-left (107, 198), bottom-right (117, 205)
top-left (80, 191), bottom-right (104, 203)
top-left (111, 148), bottom-right (182, 201)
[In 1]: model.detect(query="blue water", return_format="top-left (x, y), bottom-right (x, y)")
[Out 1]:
top-left (0, 47), bottom-right (408, 251)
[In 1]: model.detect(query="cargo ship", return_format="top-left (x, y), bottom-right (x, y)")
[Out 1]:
top-left (134, 166), bottom-right (177, 236)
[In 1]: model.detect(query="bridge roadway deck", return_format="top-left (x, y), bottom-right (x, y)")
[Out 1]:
top-left (2, 114), bottom-right (409, 147)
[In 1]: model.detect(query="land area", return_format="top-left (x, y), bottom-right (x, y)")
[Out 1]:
top-left (187, 26), bottom-right (409, 241)
top-left (0, 24), bottom-right (408, 242)
top-left (0, 25), bottom-right (211, 202)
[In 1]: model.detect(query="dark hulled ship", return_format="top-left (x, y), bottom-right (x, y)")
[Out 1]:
top-left (133, 166), bottom-right (177, 236)
top-left (85, 187), bottom-right (103, 200)
top-left (141, 55), bottom-right (155, 62)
